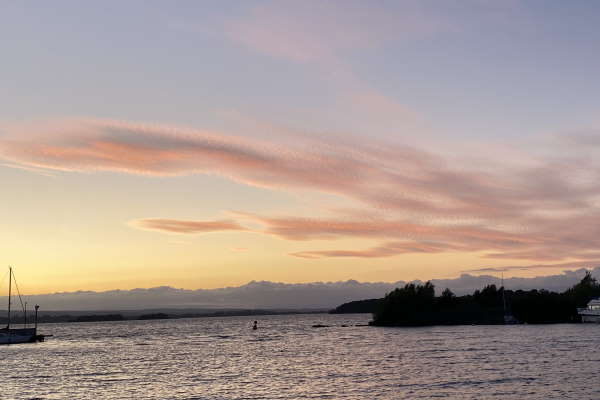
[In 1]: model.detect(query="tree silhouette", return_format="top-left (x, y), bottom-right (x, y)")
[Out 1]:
top-left (370, 270), bottom-right (600, 326)
top-left (564, 270), bottom-right (600, 307)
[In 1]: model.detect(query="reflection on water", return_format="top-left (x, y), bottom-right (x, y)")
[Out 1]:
top-left (2, 314), bottom-right (599, 399)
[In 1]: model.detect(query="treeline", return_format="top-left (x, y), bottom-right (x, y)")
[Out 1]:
top-left (362, 271), bottom-right (600, 326)
top-left (330, 298), bottom-right (382, 314)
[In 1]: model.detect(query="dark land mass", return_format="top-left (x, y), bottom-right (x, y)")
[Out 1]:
top-left (330, 298), bottom-right (382, 314)
top-left (332, 271), bottom-right (600, 326)
top-left (0, 308), bottom-right (327, 325)
top-left (138, 313), bottom-right (171, 320)
top-left (71, 314), bottom-right (125, 323)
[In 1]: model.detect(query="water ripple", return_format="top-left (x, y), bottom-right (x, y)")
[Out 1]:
top-left (1, 315), bottom-right (599, 399)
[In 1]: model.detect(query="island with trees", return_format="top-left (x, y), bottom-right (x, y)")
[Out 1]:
top-left (331, 271), bottom-right (600, 326)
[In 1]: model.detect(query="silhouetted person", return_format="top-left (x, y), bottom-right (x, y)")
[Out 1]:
top-left (252, 321), bottom-right (257, 330)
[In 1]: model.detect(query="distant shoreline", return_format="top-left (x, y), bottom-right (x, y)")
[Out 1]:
top-left (0, 308), bottom-right (329, 325)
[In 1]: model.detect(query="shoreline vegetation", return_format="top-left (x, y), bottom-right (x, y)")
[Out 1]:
top-left (331, 271), bottom-right (600, 326)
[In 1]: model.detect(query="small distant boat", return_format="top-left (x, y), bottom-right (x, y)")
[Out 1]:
top-left (501, 275), bottom-right (519, 325)
top-left (0, 267), bottom-right (45, 344)
top-left (578, 298), bottom-right (600, 323)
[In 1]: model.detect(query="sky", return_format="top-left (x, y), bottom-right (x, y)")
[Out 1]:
top-left (1, 1), bottom-right (600, 294)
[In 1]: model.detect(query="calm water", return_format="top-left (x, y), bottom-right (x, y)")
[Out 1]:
top-left (2, 314), bottom-right (600, 399)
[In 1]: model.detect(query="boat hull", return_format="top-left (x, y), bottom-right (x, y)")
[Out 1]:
top-left (580, 314), bottom-right (600, 323)
top-left (578, 299), bottom-right (600, 323)
top-left (0, 328), bottom-right (39, 345)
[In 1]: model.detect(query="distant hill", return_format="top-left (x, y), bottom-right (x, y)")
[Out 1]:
top-left (2, 267), bottom-right (598, 311)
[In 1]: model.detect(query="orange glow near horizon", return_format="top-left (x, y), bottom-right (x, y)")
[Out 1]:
top-left (3, 2), bottom-right (600, 294)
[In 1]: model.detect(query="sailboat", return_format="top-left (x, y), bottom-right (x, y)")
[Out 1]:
top-left (501, 273), bottom-right (519, 325)
top-left (0, 267), bottom-right (45, 344)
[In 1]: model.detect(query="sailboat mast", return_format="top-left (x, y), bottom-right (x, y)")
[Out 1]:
top-left (7, 267), bottom-right (12, 330)
top-left (501, 272), bottom-right (506, 313)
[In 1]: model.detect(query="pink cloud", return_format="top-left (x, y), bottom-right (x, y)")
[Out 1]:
top-left (132, 218), bottom-right (247, 234)
top-left (3, 118), bottom-right (600, 263)
top-left (291, 241), bottom-right (459, 259)
top-left (233, 212), bottom-right (540, 248)
top-left (222, 1), bottom-right (441, 137)
top-left (225, 1), bottom-right (450, 64)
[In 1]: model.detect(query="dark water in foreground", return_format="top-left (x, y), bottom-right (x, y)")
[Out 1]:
top-left (2, 314), bottom-right (599, 399)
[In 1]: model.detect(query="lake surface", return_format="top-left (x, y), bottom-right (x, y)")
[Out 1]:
top-left (2, 314), bottom-right (599, 399)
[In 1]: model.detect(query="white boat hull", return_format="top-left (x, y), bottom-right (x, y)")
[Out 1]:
top-left (578, 299), bottom-right (600, 323)
top-left (580, 313), bottom-right (600, 323)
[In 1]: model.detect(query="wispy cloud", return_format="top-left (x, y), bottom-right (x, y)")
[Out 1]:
top-left (1, 162), bottom-right (58, 177)
top-left (3, 118), bottom-right (600, 263)
top-left (463, 261), bottom-right (600, 274)
top-left (221, 1), bottom-right (436, 135)
top-left (292, 241), bottom-right (459, 259)
top-left (230, 247), bottom-right (248, 253)
top-left (131, 218), bottom-right (247, 234)
top-left (225, 0), bottom-right (450, 64)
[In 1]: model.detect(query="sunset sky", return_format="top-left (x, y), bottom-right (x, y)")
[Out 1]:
top-left (2, 1), bottom-right (600, 294)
